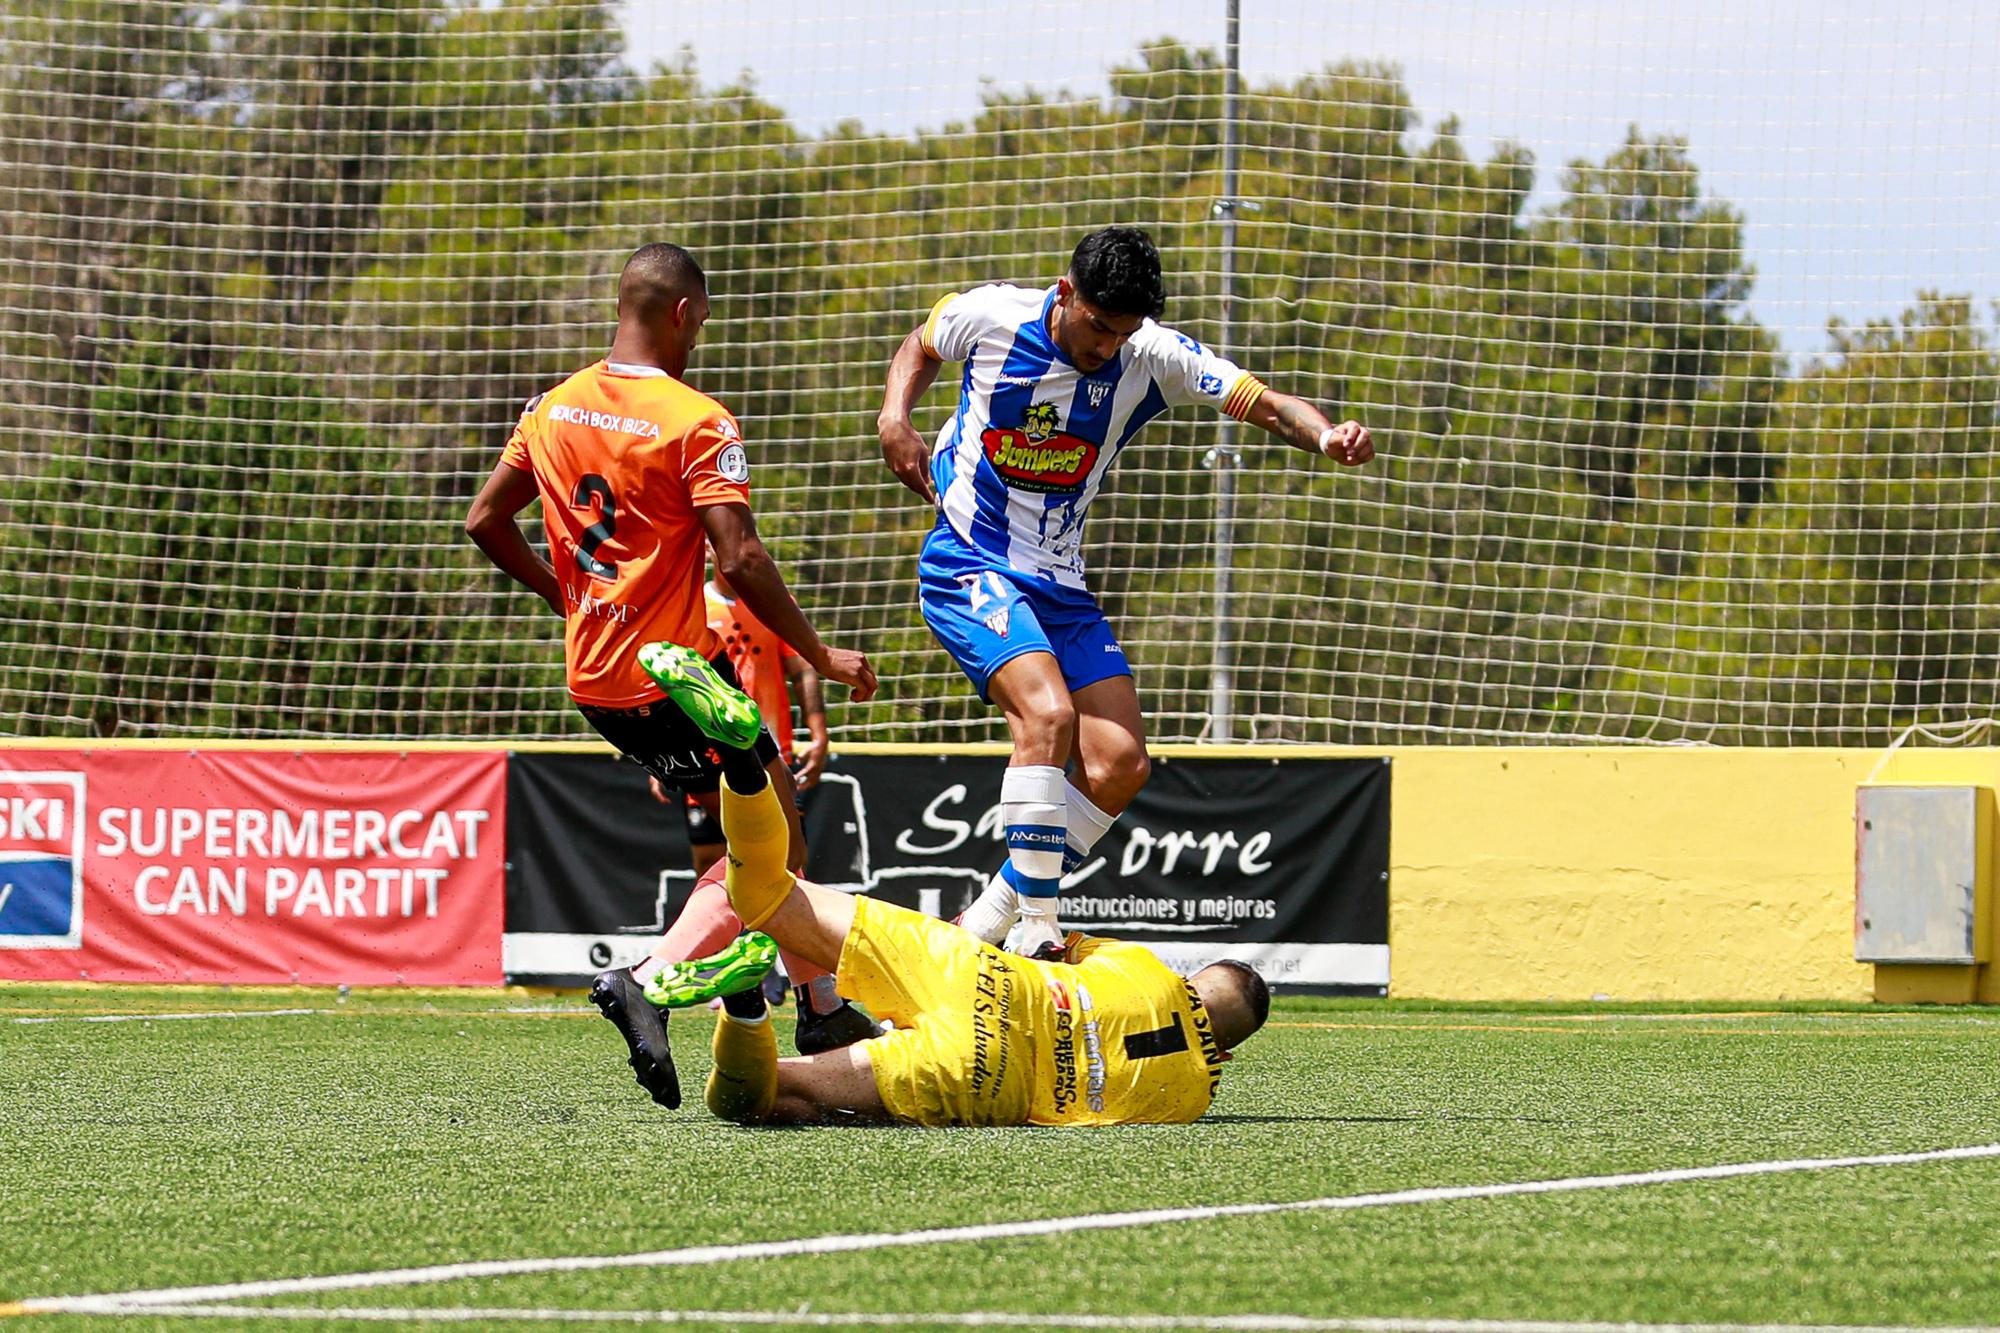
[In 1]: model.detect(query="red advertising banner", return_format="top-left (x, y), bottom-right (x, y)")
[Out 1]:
top-left (0, 749), bottom-right (505, 985)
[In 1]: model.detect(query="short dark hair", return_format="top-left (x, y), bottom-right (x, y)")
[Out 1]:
top-left (619, 243), bottom-right (706, 318)
top-left (1069, 226), bottom-right (1165, 320)
top-left (1210, 958), bottom-right (1270, 1032)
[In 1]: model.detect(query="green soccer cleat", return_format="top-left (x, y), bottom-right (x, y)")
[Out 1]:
top-left (643, 931), bottom-right (780, 1009)
top-left (636, 641), bottom-right (764, 750)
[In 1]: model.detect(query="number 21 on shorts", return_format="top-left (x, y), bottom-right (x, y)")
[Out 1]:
top-left (956, 570), bottom-right (1011, 612)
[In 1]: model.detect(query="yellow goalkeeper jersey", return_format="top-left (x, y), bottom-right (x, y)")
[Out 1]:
top-left (839, 897), bottom-right (1226, 1127)
top-left (1021, 933), bottom-right (1225, 1127)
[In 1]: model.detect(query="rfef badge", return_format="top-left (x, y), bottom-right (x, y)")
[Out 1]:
top-left (0, 772), bottom-right (85, 949)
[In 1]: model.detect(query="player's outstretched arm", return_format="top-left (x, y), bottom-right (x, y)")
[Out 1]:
top-left (710, 1034), bottom-right (890, 1126)
top-left (700, 503), bottom-right (877, 702)
top-left (1244, 390), bottom-right (1374, 467)
top-left (465, 462), bottom-right (563, 615)
top-left (782, 653), bottom-right (829, 789)
top-left (877, 327), bottom-right (943, 507)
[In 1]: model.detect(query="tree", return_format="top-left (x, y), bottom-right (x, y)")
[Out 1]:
top-left (0, 0), bottom-right (232, 444)
top-left (0, 334), bottom-right (550, 735)
top-left (1587, 295), bottom-right (2000, 742)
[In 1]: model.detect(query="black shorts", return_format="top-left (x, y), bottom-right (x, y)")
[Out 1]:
top-left (682, 775), bottom-right (812, 846)
top-left (682, 797), bottom-right (722, 846)
top-left (575, 653), bottom-right (781, 796)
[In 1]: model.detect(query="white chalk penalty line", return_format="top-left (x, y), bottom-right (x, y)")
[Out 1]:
top-left (8, 1008), bottom-right (327, 1025)
top-left (9, 1005), bottom-right (594, 1025)
top-left (18, 1141), bottom-right (2000, 1318)
top-left (7, 1308), bottom-right (1995, 1333)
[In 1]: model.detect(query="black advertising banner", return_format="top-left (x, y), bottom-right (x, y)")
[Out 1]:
top-left (505, 751), bottom-right (1389, 993)
top-left (503, 751), bottom-right (699, 983)
top-left (797, 754), bottom-right (1390, 993)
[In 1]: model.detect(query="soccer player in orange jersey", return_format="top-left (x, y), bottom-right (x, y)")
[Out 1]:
top-left (711, 563), bottom-right (831, 793)
top-left (465, 242), bottom-right (877, 1108)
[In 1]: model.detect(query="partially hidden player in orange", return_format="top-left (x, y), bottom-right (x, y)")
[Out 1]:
top-left (647, 557), bottom-right (839, 1017)
top-left (658, 557), bottom-right (830, 880)
top-left (465, 242), bottom-right (878, 1108)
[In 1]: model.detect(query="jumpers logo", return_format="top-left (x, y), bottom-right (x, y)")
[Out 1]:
top-left (0, 772), bottom-right (85, 949)
top-left (981, 426), bottom-right (1099, 493)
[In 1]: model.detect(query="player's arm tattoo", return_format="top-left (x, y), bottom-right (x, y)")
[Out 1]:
top-left (1274, 395), bottom-right (1328, 451)
top-left (1247, 390), bottom-right (1333, 455)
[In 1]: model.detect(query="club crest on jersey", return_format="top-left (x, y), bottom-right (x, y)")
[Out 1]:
top-left (1085, 381), bottom-right (1111, 408)
top-left (982, 405), bottom-right (1099, 494)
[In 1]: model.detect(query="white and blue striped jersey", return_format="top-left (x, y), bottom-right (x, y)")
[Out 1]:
top-left (922, 283), bottom-right (1267, 590)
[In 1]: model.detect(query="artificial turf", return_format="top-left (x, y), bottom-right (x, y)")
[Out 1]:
top-left (4, 986), bottom-right (1997, 1331)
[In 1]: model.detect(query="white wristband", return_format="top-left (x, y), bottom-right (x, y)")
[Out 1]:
top-left (1317, 426), bottom-right (1340, 456)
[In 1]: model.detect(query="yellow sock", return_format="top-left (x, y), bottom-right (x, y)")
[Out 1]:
top-left (721, 779), bottom-right (795, 929)
top-left (705, 1011), bottom-right (778, 1123)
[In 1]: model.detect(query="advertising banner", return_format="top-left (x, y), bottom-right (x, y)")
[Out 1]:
top-left (504, 751), bottom-right (1389, 992)
top-left (501, 750), bottom-right (701, 982)
top-left (0, 749), bottom-right (506, 985)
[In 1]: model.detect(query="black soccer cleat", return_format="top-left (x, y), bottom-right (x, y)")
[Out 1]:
top-left (1027, 940), bottom-right (1069, 964)
top-left (589, 968), bottom-right (682, 1110)
top-left (793, 999), bottom-right (884, 1057)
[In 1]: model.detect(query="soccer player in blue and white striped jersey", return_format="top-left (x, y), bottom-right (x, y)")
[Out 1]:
top-left (877, 227), bottom-right (1373, 957)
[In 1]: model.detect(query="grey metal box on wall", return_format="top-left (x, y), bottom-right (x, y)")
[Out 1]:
top-left (1854, 785), bottom-right (1991, 965)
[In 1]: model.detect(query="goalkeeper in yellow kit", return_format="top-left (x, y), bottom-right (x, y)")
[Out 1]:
top-left (636, 643), bottom-right (1273, 1128)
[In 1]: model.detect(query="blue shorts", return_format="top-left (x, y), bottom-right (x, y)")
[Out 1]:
top-left (918, 527), bottom-right (1132, 702)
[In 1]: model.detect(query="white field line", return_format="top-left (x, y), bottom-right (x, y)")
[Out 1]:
top-left (22, 1142), bottom-right (2000, 1317)
top-left (1511, 1012), bottom-right (1997, 1027)
top-left (9, 1005), bottom-right (588, 1025)
top-left (9, 1008), bottom-right (327, 1025)
top-left (22, 1307), bottom-right (2000, 1333)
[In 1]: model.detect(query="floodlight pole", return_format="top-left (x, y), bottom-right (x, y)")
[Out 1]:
top-left (1206, 0), bottom-right (1243, 740)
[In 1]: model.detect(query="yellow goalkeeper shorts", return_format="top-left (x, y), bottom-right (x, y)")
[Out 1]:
top-left (836, 895), bottom-right (1034, 1127)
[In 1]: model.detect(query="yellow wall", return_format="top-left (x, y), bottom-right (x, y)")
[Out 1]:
top-left (1382, 748), bottom-right (1881, 1001)
top-left (1383, 744), bottom-right (2000, 1002)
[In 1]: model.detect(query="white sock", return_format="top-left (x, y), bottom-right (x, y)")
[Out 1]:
top-left (1063, 780), bottom-right (1117, 872)
top-left (1001, 764), bottom-right (1066, 948)
top-left (964, 779), bottom-right (1120, 948)
top-left (956, 869), bottom-right (1018, 945)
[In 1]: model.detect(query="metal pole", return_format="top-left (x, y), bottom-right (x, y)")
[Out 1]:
top-left (1207, 0), bottom-right (1242, 740)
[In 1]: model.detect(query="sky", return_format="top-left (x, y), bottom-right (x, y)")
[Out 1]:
top-left (619, 1), bottom-right (2000, 357)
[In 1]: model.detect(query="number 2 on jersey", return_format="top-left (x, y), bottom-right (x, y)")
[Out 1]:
top-left (572, 474), bottom-right (618, 580)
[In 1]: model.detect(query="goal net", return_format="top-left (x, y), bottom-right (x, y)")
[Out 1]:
top-left (4, 0), bottom-right (1997, 745)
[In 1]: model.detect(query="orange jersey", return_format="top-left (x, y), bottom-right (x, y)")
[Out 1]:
top-left (501, 361), bottom-right (753, 707)
top-left (704, 583), bottom-right (799, 762)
